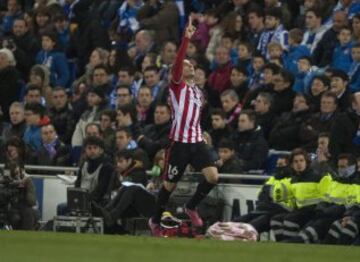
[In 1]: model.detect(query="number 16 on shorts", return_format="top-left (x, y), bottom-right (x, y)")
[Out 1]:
top-left (167, 165), bottom-right (179, 181)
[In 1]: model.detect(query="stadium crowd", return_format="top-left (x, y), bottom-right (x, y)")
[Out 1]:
top-left (1, 0), bottom-right (360, 244)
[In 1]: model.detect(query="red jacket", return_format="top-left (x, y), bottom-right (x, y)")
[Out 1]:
top-left (208, 62), bottom-right (232, 93)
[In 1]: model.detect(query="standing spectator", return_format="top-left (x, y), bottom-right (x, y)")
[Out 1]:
top-left (233, 110), bottom-right (269, 171)
top-left (0, 48), bottom-right (21, 122)
top-left (48, 87), bottom-right (75, 145)
top-left (348, 44), bottom-right (360, 93)
top-left (35, 31), bottom-right (70, 88)
top-left (247, 8), bottom-right (265, 48)
top-left (301, 8), bottom-right (329, 54)
top-left (293, 56), bottom-right (319, 94)
top-left (2, 102), bottom-right (26, 140)
top-left (36, 123), bottom-right (70, 166)
top-left (137, 0), bottom-right (180, 44)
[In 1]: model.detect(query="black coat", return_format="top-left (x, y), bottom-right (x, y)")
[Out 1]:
top-left (271, 88), bottom-right (296, 116)
top-left (312, 28), bottom-right (338, 68)
top-left (0, 66), bottom-right (21, 121)
top-left (36, 140), bottom-right (71, 167)
top-left (329, 110), bottom-right (360, 160)
top-left (269, 109), bottom-right (312, 151)
top-left (233, 127), bottom-right (269, 171)
top-left (2, 121), bottom-right (26, 141)
top-left (256, 111), bottom-right (276, 140)
top-left (219, 155), bottom-right (243, 174)
top-left (138, 121), bottom-right (171, 160)
top-left (209, 126), bottom-right (234, 150)
top-left (48, 104), bottom-right (76, 145)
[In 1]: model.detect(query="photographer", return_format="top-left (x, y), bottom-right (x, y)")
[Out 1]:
top-left (0, 161), bottom-right (37, 230)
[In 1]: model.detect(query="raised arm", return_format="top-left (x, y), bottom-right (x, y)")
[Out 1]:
top-left (172, 17), bottom-right (196, 84)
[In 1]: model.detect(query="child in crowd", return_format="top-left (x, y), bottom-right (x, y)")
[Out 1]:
top-left (237, 41), bottom-right (253, 74)
top-left (348, 43), bottom-right (360, 92)
top-left (332, 26), bottom-right (353, 73)
top-left (293, 56), bottom-right (319, 93)
top-left (248, 53), bottom-right (266, 90)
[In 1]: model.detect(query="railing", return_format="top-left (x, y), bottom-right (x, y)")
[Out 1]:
top-left (0, 164), bottom-right (270, 182)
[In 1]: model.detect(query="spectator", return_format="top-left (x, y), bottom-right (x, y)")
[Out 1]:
top-left (115, 126), bottom-right (137, 152)
top-left (301, 8), bottom-right (329, 54)
top-left (353, 13), bottom-right (360, 43)
top-left (270, 69), bottom-right (296, 116)
top-left (10, 17), bottom-right (40, 79)
top-left (217, 138), bottom-right (243, 175)
top-left (248, 53), bottom-right (265, 90)
top-left (35, 31), bottom-right (70, 88)
top-left (332, 26), bottom-right (353, 73)
top-left (300, 92), bottom-right (339, 151)
top-left (263, 0), bottom-right (292, 29)
top-left (269, 93), bottom-right (312, 150)
top-left (158, 41), bottom-right (177, 81)
top-left (137, 0), bottom-right (180, 44)
top-left (236, 42), bottom-right (253, 75)
top-left (116, 66), bottom-right (138, 98)
top-left (229, 65), bottom-right (249, 103)
top-left (137, 103), bottom-right (171, 160)
top-left (82, 48), bottom-right (109, 86)
top-left (1, 0), bottom-right (23, 36)
top-left (71, 86), bottom-right (108, 147)
top-left (48, 87), bottom-right (75, 145)
top-left (36, 123), bottom-right (70, 166)
top-left (208, 108), bottom-right (233, 150)
top-left (257, 7), bottom-right (289, 57)
top-left (2, 102), bottom-right (26, 140)
top-left (133, 30), bottom-right (157, 68)
top-left (91, 65), bottom-right (112, 97)
top-left (208, 46), bottom-right (232, 94)
top-left (293, 56), bottom-right (319, 93)
top-left (310, 132), bottom-right (333, 175)
top-left (233, 110), bottom-right (269, 171)
top-left (143, 65), bottom-right (165, 103)
top-left (330, 69), bottom-right (351, 111)
top-left (53, 13), bottom-right (71, 52)
top-left (23, 102), bottom-right (49, 152)
top-left (74, 136), bottom-right (113, 205)
top-left (247, 8), bottom-right (265, 48)
top-left (253, 92), bottom-right (275, 140)
top-left (115, 85), bottom-right (133, 109)
top-left (23, 84), bottom-right (43, 105)
top-left (0, 48), bottom-right (21, 122)
top-left (28, 65), bottom-right (51, 105)
top-left (220, 89), bottom-right (242, 130)
top-left (136, 85), bottom-right (154, 126)
top-left (99, 110), bottom-right (116, 155)
top-left (348, 44), bottom-right (360, 93)
top-left (33, 7), bottom-right (52, 37)
top-left (116, 103), bottom-right (140, 138)
top-left (308, 75), bottom-right (331, 111)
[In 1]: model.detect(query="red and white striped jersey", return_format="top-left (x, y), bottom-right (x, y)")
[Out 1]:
top-left (167, 35), bottom-right (203, 144)
top-left (168, 81), bottom-right (203, 143)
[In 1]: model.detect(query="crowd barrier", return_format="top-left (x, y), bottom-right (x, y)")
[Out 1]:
top-left (0, 164), bottom-right (270, 221)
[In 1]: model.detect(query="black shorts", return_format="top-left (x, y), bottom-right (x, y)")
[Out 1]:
top-left (163, 141), bottom-right (216, 183)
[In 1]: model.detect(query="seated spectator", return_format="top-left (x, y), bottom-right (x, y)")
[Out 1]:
top-left (233, 110), bottom-right (269, 171)
top-left (308, 75), bottom-right (331, 112)
top-left (137, 103), bottom-right (171, 160)
top-left (116, 66), bottom-right (138, 99)
top-left (270, 69), bottom-right (296, 116)
top-left (293, 56), bottom-right (319, 94)
top-left (48, 87), bottom-right (75, 145)
top-left (220, 89), bottom-right (242, 130)
top-left (1, 0), bottom-right (23, 36)
top-left (136, 85), bottom-right (154, 126)
top-left (36, 123), bottom-right (70, 166)
top-left (99, 110), bottom-right (116, 155)
top-left (71, 86), bottom-right (108, 147)
top-left (97, 149), bottom-right (154, 228)
top-left (143, 65), bottom-right (167, 103)
top-left (35, 31), bottom-right (70, 88)
top-left (115, 127), bottom-right (137, 152)
top-left (329, 92), bottom-right (360, 160)
top-left (53, 13), bottom-right (71, 52)
top-left (28, 65), bottom-right (51, 105)
top-left (248, 53), bottom-right (265, 90)
top-left (116, 103), bottom-right (141, 138)
top-left (267, 42), bottom-right (284, 66)
top-left (229, 65), bottom-right (249, 103)
top-left (23, 84), bottom-right (43, 105)
top-left (208, 46), bottom-right (232, 94)
top-left (209, 108), bottom-right (234, 150)
top-left (253, 92), bottom-right (276, 140)
top-left (115, 85), bottom-right (133, 109)
top-left (269, 93), bottom-right (312, 150)
top-left (74, 136), bottom-right (114, 206)
top-left (348, 43), bottom-right (360, 93)
top-left (310, 132), bottom-right (334, 176)
top-left (332, 26), bottom-right (353, 73)
top-left (3, 136), bottom-right (29, 166)
top-left (23, 102), bottom-right (49, 152)
top-left (247, 8), bottom-right (265, 48)
top-left (133, 30), bottom-right (157, 69)
top-left (284, 28), bottom-right (310, 75)
top-left (301, 8), bottom-right (329, 55)
top-left (330, 69), bottom-right (351, 111)
top-left (257, 7), bottom-right (288, 57)
top-left (300, 92), bottom-right (339, 151)
top-left (158, 41), bottom-right (177, 82)
top-left (91, 65), bottom-right (113, 97)
top-left (2, 102), bottom-right (26, 140)
top-left (236, 41), bottom-right (252, 74)
top-left (217, 138), bottom-right (243, 175)
top-left (0, 48), bottom-right (22, 122)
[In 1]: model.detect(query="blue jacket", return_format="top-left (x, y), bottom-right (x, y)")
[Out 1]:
top-left (1, 12), bottom-right (22, 35)
top-left (36, 50), bottom-right (70, 88)
top-left (284, 45), bottom-right (311, 75)
top-left (349, 62), bottom-right (360, 93)
top-left (293, 68), bottom-right (319, 94)
top-left (332, 42), bottom-right (353, 73)
top-left (23, 125), bottom-right (42, 152)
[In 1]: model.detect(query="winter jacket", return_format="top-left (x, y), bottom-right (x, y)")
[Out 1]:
top-left (284, 45), bottom-right (311, 75)
top-left (332, 42), bottom-right (353, 73)
top-left (0, 66), bottom-right (21, 122)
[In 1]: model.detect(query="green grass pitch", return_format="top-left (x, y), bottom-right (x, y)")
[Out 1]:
top-left (0, 231), bottom-right (359, 262)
